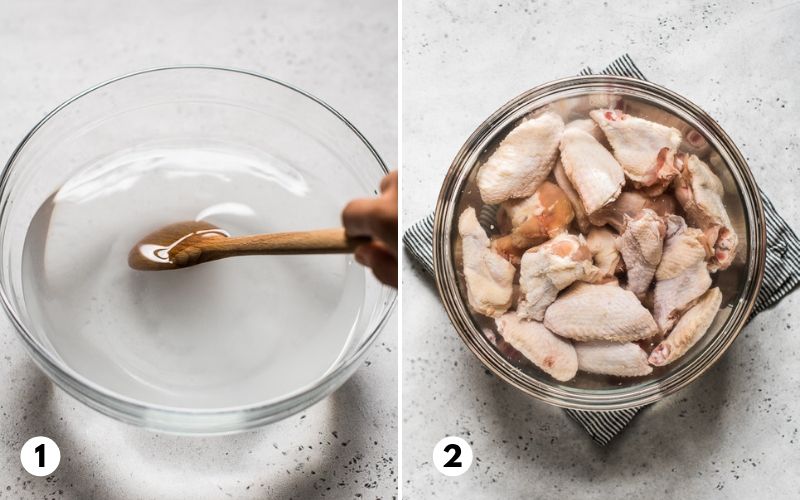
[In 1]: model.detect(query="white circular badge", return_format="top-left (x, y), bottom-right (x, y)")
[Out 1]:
top-left (20, 436), bottom-right (60, 476)
top-left (432, 436), bottom-right (473, 477)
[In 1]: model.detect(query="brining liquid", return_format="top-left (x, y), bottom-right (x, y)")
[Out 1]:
top-left (22, 147), bottom-right (365, 409)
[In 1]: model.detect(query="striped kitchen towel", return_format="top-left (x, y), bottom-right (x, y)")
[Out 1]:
top-left (402, 54), bottom-right (800, 446)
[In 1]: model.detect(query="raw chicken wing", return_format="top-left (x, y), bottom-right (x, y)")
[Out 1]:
top-left (553, 160), bottom-right (590, 233)
top-left (458, 207), bottom-right (516, 317)
top-left (491, 181), bottom-right (574, 263)
top-left (619, 208), bottom-right (665, 298)
top-left (576, 341), bottom-right (653, 377)
top-left (673, 154), bottom-right (738, 271)
top-left (496, 313), bottom-right (578, 382)
top-left (653, 215), bottom-right (712, 333)
top-left (476, 112), bottom-right (564, 204)
top-left (590, 109), bottom-right (682, 193)
top-left (543, 282), bottom-right (659, 342)
top-left (559, 125), bottom-right (625, 214)
top-left (649, 287), bottom-right (722, 366)
top-left (517, 234), bottom-right (600, 321)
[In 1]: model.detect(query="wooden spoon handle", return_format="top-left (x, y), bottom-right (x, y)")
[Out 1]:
top-left (184, 228), bottom-right (369, 265)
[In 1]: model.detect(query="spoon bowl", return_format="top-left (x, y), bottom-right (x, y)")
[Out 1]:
top-left (128, 221), bottom-right (230, 271)
top-left (128, 220), bottom-right (367, 271)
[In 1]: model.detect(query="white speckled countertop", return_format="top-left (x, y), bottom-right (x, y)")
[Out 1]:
top-left (402, 1), bottom-right (799, 498)
top-left (0, 1), bottom-right (397, 498)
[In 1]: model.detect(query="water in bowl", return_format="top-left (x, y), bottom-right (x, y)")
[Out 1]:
top-left (22, 147), bottom-right (365, 409)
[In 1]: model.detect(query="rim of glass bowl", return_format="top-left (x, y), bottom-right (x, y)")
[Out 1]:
top-left (433, 75), bottom-right (766, 411)
top-left (0, 66), bottom-right (397, 434)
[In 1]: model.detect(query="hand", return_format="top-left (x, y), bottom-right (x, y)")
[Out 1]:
top-left (342, 170), bottom-right (398, 287)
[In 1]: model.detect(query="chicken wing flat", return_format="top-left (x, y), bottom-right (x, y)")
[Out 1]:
top-left (559, 125), bottom-right (625, 214)
top-left (590, 109), bottom-right (682, 194)
top-left (476, 112), bottom-right (564, 204)
top-left (553, 160), bottom-right (590, 233)
top-left (576, 341), bottom-right (653, 377)
top-left (496, 313), bottom-right (578, 382)
top-left (544, 282), bottom-right (659, 342)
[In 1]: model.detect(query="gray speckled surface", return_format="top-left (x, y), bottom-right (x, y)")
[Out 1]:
top-left (0, 1), bottom-right (397, 499)
top-left (402, 1), bottom-right (799, 498)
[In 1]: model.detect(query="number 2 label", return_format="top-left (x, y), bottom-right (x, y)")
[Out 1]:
top-left (443, 443), bottom-right (462, 467)
top-left (433, 436), bottom-right (473, 476)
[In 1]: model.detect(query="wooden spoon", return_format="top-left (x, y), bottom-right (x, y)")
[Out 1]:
top-left (128, 220), bottom-right (367, 271)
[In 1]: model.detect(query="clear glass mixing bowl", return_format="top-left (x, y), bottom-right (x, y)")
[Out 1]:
top-left (434, 75), bottom-right (765, 410)
top-left (0, 67), bottom-right (396, 433)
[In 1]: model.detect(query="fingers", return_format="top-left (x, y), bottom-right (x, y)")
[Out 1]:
top-left (343, 170), bottom-right (399, 287)
top-left (342, 171), bottom-right (398, 255)
top-left (380, 170), bottom-right (398, 193)
top-left (354, 242), bottom-right (397, 288)
top-left (342, 198), bottom-right (397, 249)
top-left (380, 173), bottom-right (392, 193)
top-left (342, 197), bottom-right (384, 235)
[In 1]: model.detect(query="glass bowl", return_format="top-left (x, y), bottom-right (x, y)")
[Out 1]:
top-left (0, 66), bottom-right (396, 433)
top-left (433, 75), bottom-right (765, 411)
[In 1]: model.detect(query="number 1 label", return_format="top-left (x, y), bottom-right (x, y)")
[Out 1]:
top-left (20, 436), bottom-right (60, 476)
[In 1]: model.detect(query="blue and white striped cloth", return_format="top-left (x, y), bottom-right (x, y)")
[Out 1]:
top-left (402, 54), bottom-right (800, 446)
